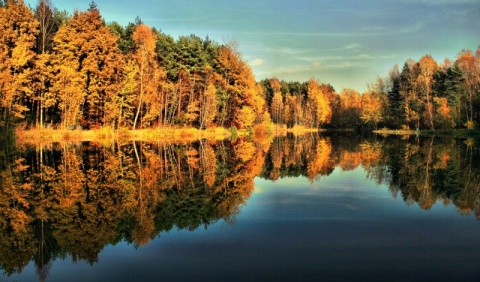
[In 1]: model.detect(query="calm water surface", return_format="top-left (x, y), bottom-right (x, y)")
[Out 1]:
top-left (1, 134), bottom-right (480, 281)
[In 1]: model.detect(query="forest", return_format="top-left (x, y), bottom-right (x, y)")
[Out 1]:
top-left (1, 0), bottom-right (479, 136)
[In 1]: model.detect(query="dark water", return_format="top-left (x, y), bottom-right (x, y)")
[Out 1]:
top-left (1, 134), bottom-right (480, 282)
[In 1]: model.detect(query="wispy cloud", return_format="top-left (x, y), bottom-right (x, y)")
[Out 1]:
top-left (248, 45), bottom-right (313, 56)
top-left (345, 43), bottom-right (361, 50)
top-left (235, 22), bottom-right (425, 38)
top-left (250, 58), bottom-right (265, 66)
top-left (297, 53), bottom-right (397, 63)
top-left (256, 61), bottom-right (364, 77)
top-left (255, 64), bottom-right (319, 77)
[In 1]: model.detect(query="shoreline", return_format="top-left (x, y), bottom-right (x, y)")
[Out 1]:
top-left (14, 127), bottom-right (232, 145)
top-left (373, 129), bottom-right (480, 138)
top-left (14, 125), bottom-right (321, 145)
top-left (16, 127), bottom-right (478, 145)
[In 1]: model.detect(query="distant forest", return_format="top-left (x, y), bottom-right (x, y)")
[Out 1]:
top-left (0, 0), bottom-right (479, 132)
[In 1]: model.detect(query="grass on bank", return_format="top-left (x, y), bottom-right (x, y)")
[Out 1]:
top-left (288, 125), bottom-right (322, 135)
top-left (272, 124), bottom-right (320, 137)
top-left (15, 126), bottom-right (232, 145)
top-left (15, 123), bottom-right (322, 145)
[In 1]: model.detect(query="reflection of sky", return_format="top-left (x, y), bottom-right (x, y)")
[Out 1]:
top-left (22, 0), bottom-right (480, 92)
top-left (8, 167), bottom-right (480, 281)
top-left (245, 167), bottom-right (460, 225)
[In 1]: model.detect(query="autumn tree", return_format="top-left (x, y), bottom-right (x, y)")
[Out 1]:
top-left (361, 92), bottom-right (383, 129)
top-left (50, 20), bottom-right (85, 128)
top-left (455, 49), bottom-right (480, 129)
top-left (371, 48), bottom-right (480, 130)
top-left (74, 6), bottom-right (124, 128)
top-left (51, 6), bottom-right (123, 128)
top-left (269, 78), bottom-right (284, 124)
top-left (216, 42), bottom-right (265, 129)
top-left (30, 52), bottom-right (55, 127)
top-left (199, 82), bottom-right (217, 128)
top-left (112, 59), bottom-right (138, 128)
top-left (0, 0), bottom-right (39, 127)
top-left (418, 55), bottom-right (438, 130)
top-left (338, 88), bottom-right (362, 128)
top-left (307, 78), bottom-right (331, 128)
top-left (132, 24), bottom-right (164, 129)
top-left (29, 0), bottom-right (53, 128)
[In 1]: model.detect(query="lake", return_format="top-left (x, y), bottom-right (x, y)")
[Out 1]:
top-left (1, 133), bottom-right (480, 281)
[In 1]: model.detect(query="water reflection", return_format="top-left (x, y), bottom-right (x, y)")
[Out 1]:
top-left (0, 134), bottom-right (479, 279)
top-left (265, 134), bottom-right (480, 214)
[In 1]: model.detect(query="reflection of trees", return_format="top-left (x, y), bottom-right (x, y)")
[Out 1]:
top-left (0, 138), bottom-right (265, 278)
top-left (260, 134), bottom-right (480, 217)
top-left (1, 134), bottom-right (479, 278)
top-left (307, 138), bottom-right (332, 181)
top-left (364, 136), bottom-right (480, 215)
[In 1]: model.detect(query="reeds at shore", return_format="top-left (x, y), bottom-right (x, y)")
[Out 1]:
top-left (14, 124), bottom-right (321, 146)
top-left (15, 126), bottom-right (232, 145)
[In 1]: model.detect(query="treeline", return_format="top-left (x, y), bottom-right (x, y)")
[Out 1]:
top-left (0, 0), bottom-right (272, 131)
top-left (1, 0), bottom-right (478, 133)
top-left (382, 52), bottom-right (480, 130)
top-left (259, 49), bottom-right (480, 131)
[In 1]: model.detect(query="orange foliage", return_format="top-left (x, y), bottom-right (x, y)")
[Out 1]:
top-left (234, 139), bottom-right (256, 162)
top-left (201, 144), bottom-right (217, 187)
top-left (360, 142), bottom-right (382, 169)
top-left (339, 151), bottom-right (361, 171)
top-left (307, 78), bottom-right (332, 127)
top-left (307, 138), bottom-right (332, 181)
top-left (0, 0), bottom-right (38, 120)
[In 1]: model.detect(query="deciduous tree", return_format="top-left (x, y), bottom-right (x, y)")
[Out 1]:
top-left (132, 24), bottom-right (161, 129)
top-left (0, 0), bottom-right (39, 127)
top-left (418, 55), bottom-right (438, 130)
top-left (307, 78), bottom-right (331, 128)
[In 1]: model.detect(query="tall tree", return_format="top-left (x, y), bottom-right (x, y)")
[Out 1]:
top-left (386, 64), bottom-right (404, 129)
top-left (216, 42), bottom-right (264, 129)
top-left (199, 82), bottom-right (217, 128)
top-left (418, 55), bottom-right (438, 130)
top-left (307, 78), bottom-right (331, 128)
top-left (132, 24), bottom-right (162, 129)
top-left (455, 49), bottom-right (480, 129)
top-left (399, 60), bottom-right (421, 129)
top-left (112, 58), bottom-right (138, 128)
top-left (0, 0), bottom-right (39, 127)
top-left (34, 0), bottom-right (54, 54)
top-left (31, 0), bottom-right (56, 128)
top-left (268, 78), bottom-right (284, 124)
top-left (338, 88), bottom-right (362, 128)
top-left (30, 52), bottom-right (56, 127)
top-left (51, 7), bottom-right (123, 128)
top-left (361, 92), bottom-right (383, 130)
top-left (50, 25), bottom-right (84, 129)
top-left (443, 64), bottom-right (466, 127)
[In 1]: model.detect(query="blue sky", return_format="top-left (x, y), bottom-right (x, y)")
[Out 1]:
top-left (25, 0), bottom-right (480, 92)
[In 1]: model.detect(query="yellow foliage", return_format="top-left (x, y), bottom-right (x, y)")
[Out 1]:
top-left (234, 140), bottom-right (256, 162)
top-left (307, 138), bottom-right (332, 181)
